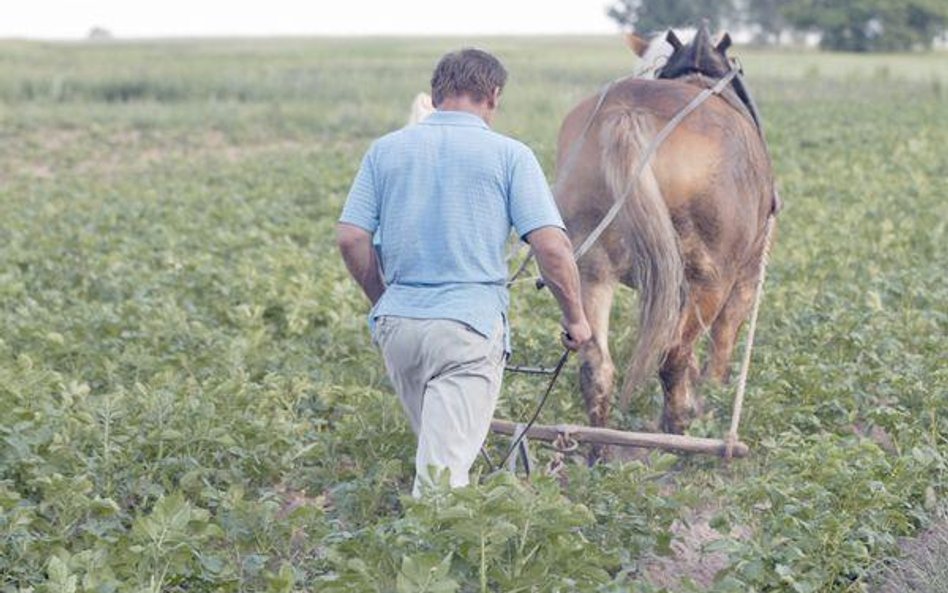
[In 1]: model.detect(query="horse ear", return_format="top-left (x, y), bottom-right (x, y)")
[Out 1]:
top-left (624, 32), bottom-right (650, 57)
top-left (716, 32), bottom-right (732, 53)
top-left (666, 30), bottom-right (683, 50)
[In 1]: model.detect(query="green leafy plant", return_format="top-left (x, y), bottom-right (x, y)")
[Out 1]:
top-left (1, 36), bottom-right (946, 592)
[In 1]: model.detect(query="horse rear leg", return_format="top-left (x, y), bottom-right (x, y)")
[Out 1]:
top-left (660, 288), bottom-right (727, 434)
top-left (578, 277), bottom-right (616, 460)
top-left (703, 258), bottom-right (762, 384)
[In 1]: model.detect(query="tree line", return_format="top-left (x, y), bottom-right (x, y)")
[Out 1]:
top-left (607, 0), bottom-right (948, 51)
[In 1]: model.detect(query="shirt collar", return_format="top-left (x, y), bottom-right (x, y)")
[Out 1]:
top-left (422, 110), bottom-right (490, 129)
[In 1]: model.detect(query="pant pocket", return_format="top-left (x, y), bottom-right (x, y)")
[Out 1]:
top-left (372, 316), bottom-right (392, 347)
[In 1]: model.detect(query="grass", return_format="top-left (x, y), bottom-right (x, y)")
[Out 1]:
top-left (0, 36), bottom-right (946, 591)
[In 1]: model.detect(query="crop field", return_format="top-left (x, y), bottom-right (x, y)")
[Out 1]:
top-left (0, 36), bottom-right (946, 592)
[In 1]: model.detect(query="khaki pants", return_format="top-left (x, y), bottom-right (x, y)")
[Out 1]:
top-left (374, 316), bottom-right (505, 497)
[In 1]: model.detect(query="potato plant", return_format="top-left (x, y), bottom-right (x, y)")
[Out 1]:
top-left (0, 37), bottom-right (946, 592)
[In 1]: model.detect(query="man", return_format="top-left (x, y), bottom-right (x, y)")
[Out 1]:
top-left (337, 48), bottom-right (591, 496)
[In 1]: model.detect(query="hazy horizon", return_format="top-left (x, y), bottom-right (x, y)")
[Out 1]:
top-left (5, 0), bottom-right (619, 40)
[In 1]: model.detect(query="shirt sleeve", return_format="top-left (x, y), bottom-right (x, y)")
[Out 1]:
top-left (339, 147), bottom-right (380, 233)
top-left (507, 147), bottom-right (565, 240)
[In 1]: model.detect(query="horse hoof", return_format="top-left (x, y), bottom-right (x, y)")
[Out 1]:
top-left (586, 444), bottom-right (614, 466)
top-left (661, 413), bottom-right (688, 435)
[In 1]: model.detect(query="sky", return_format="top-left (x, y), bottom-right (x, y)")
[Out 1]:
top-left (4, 1), bottom-right (620, 39)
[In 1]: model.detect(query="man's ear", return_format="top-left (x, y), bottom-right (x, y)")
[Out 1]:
top-left (488, 86), bottom-right (501, 109)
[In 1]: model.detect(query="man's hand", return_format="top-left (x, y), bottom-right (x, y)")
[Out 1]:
top-left (562, 318), bottom-right (592, 351)
top-left (527, 226), bottom-right (591, 352)
top-left (336, 223), bottom-right (386, 305)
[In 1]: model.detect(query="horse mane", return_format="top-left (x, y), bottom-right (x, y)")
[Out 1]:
top-left (407, 92), bottom-right (435, 125)
top-left (626, 28), bottom-right (700, 80)
top-left (631, 33), bottom-right (673, 79)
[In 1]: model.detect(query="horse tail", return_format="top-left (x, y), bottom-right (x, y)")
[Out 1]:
top-left (599, 110), bottom-right (685, 409)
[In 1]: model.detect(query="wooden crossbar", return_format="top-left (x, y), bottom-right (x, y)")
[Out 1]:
top-left (490, 419), bottom-right (749, 458)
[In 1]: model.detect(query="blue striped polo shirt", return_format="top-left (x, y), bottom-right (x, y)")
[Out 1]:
top-left (340, 110), bottom-right (564, 345)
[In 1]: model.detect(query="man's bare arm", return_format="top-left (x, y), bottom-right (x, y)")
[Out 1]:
top-left (526, 226), bottom-right (591, 350)
top-left (336, 223), bottom-right (385, 305)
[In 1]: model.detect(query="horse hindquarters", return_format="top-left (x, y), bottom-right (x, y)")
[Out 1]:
top-left (703, 216), bottom-right (774, 384)
top-left (559, 84), bottom-right (770, 439)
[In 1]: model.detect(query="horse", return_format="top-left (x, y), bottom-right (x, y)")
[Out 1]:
top-left (554, 24), bottom-right (779, 445)
top-left (408, 92), bottom-right (435, 125)
top-left (623, 29), bottom-right (689, 79)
